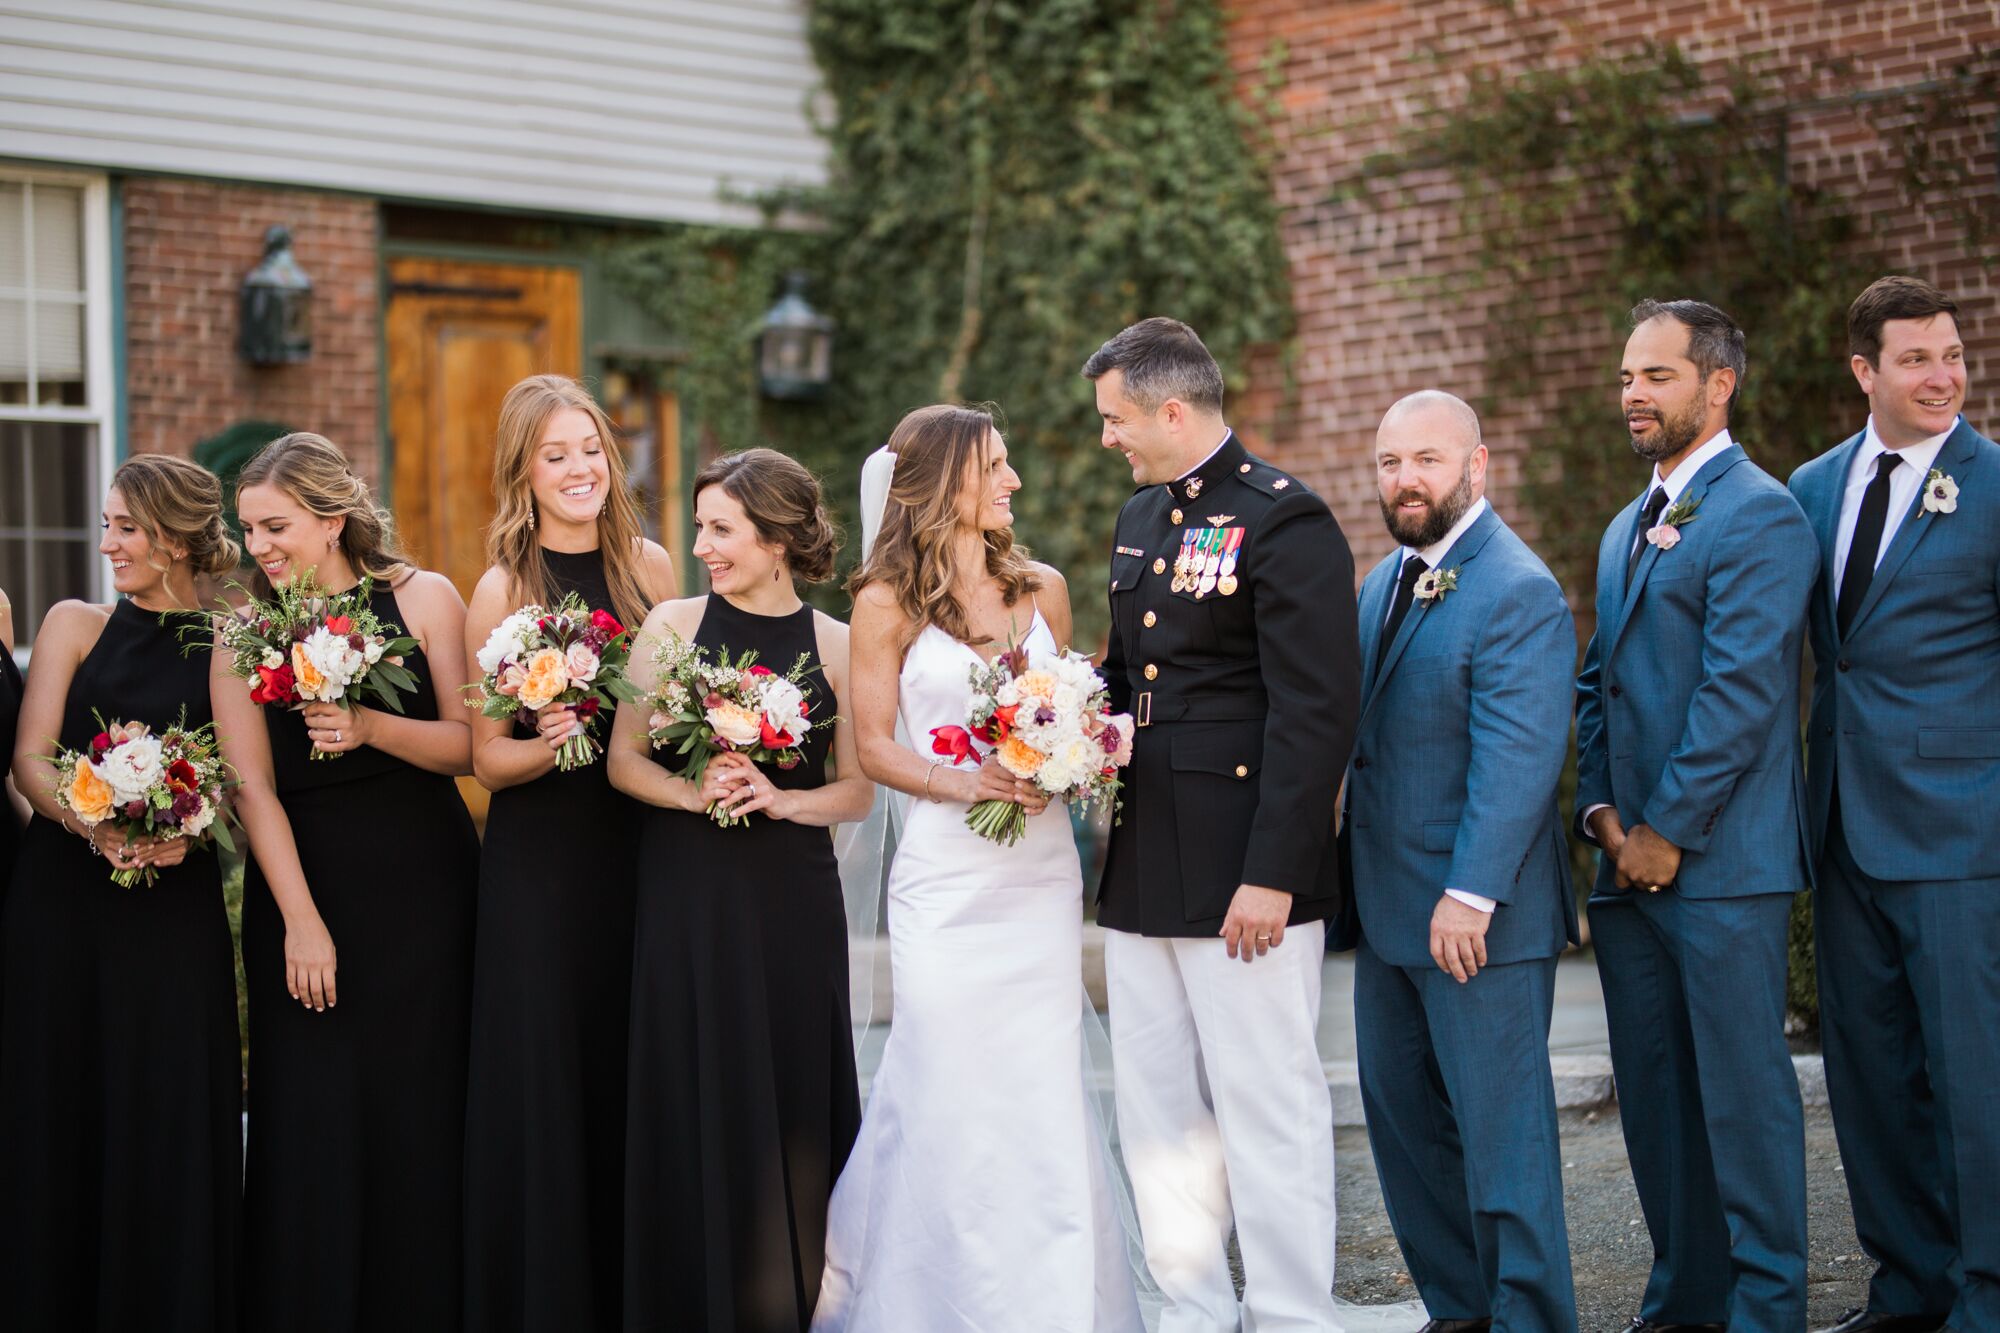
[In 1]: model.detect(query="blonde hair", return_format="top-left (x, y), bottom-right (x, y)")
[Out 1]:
top-left (237, 432), bottom-right (411, 590)
top-left (848, 403), bottom-right (1040, 651)
top-left (487, 375), bottom-right (652, 627)
top-left (694, 449), bottom-right (840, 585)
top-left (110, 452), bottom-right (240, 579)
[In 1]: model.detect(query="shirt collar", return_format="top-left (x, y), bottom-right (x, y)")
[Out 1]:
top-left (1857, 413), bottom-right (1957, 477)
top-left (1650, 429), bottom-right (1736, 505)
top-left (1402, 496), bottom-right (1488, 569)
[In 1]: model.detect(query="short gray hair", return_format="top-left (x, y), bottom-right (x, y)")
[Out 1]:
top-left (1081, 317), bottom-right (1226, 415)
top-left (1631, 298), bottom-right (1746, 412)
top-left (1379, 390), bottom-right (1481, 449)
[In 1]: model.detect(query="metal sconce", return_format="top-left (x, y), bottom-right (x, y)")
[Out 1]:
top-left (239, 225), bottom-right (313, 365)
top-left (757, 271), bottom-right (833, 401)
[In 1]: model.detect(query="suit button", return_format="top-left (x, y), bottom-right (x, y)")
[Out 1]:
top-left (1142, 611), bottom-right (1156, 628)
top-left (1234, 764), bottom-right (1249, 778)
top-left (1144, 664), bottom-right (1159, 681)
top-left (1152, 558), bottom-right (1166, 575)
top-left (1837, 658), bottom-right (1851, 673)
top-left (1354, 756), bottom-right (1370, 770)
top-left (1170, 508), bottom-right (1183, 524)
top-left (1822, 723), bottom-right (1834, 736)
top-left (1609, 684), bottom-right (1623, 699)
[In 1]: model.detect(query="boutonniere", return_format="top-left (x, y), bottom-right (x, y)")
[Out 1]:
top-left (1647, 494), bottom-right (1702, 551)
top-left (1922, 468), bottom-right (1959, 515)
top-left (1413, 567), bottom-right (1459, 605)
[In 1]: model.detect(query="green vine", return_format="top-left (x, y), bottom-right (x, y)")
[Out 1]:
top-left (609, 0), bottom-right (1294, 642)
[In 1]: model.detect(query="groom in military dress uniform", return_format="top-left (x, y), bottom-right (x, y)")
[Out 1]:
top-left (1085, 318), bottom-right (1361, 1333)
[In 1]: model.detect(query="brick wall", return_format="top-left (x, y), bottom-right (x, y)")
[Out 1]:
top-left (1225, 0), bottom-right (2000, 584)
top-left (122, 178), bottom-right (381, 482)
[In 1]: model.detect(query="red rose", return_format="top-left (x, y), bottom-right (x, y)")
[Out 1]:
top-left (574, 697), bottom-right (601, 718)
top-left (325, 614), bottom-right (352, 635)
top-left (747, 664), bottom-right (775, 677)
top-left (90, 731), bottom-right (113, 756)
top-left (251, 662), bottom-right (297, 706)
top-left (165, 758), bottom-right (200, 793)
top-left (759, 716), bottom-right (797, 751)
top-left (930, 725), bottom-right (977, 766)
top-left (590, 608), bottom-right (624, 636)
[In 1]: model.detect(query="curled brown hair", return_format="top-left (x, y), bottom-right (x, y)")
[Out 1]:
top-left (847, 403), bottom-right (1041, 651)
top-left (110, 453), bottom-right (241, 580)
top-left (488, 375), bottom-right (652, 627)
top-left (693, 448), bottom-right (840, 585)
top-left (237, 432), bottom-right (411, 590)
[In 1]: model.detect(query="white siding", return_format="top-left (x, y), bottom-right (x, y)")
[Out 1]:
top-left (0, 0), bottom-right (828, 225)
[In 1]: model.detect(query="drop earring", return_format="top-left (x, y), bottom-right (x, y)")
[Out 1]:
top-left (527, 505), bottom-right (537, 533)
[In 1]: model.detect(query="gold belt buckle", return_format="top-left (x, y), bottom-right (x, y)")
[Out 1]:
top-left (1136, 692), bottom-right (1152, 727)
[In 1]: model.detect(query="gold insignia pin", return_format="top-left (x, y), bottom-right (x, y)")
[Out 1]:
top-left (1272, 478), bottom-right (1290, 490)
top-left (1207, 514), bottom-right (1235, 526)
top-left (1185, 477), bottom-right (1204, 499)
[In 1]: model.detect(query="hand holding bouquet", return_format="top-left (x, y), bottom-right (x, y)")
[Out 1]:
top-left (641, 632), bottom-right (825, 827)
top-left (212, 575), bottom-right (420, 760)
top-left (467, 594), bottom-right (639, 771)
top-left (930, 644), bottom-right (1134, 847)
top-left (49, 712), bottom-right (235, 888)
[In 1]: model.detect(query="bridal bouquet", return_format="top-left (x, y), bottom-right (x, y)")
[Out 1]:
top-left (50, 713), bottom-right (235, 888)
top-left (642, 632), bottom-right (823, 826)
top-left (467, 594), bottom-right (638, 770)
top-left (212, 575), bottom-right (420, 759)
top-left (930, 644), bottom-right (1134, 847)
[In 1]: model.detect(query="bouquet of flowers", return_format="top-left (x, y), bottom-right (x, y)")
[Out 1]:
top-left (212, 575), bottom-right (420, 760)
top-left (641, 632), bottom-right (824, 826)
top-left (49, 713), bottom-right (235, 888)
top-left (466, 593), bottom-right (639, 770)
top-left (930, 643), bottom-right (1134, 847)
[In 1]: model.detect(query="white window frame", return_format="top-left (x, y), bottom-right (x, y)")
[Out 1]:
top-left (1, 166), bottom-right (116, 656)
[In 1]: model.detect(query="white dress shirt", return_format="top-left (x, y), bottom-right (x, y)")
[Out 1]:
top-left (1387, 497), bottom-right (1497, 914)
top-left (1172, 428), bottom-right (1233, 483)
top-left (1832, 415), bottom-right (1958, 599)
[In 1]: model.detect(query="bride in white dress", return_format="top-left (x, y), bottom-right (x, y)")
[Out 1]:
top-left (813, 404), bottom-right (1145, 1333)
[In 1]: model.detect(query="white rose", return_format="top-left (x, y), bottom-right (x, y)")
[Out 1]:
top-left (758, 677), bottom-right (806, 737)
top-left (565, 643), bottom-right (601, 686)
top-left (363, 638), bottom-right (385, 665)
top-left (476, 610), bottom-right (539, 676)
top-left (262, 649), bottom-right (285, 670)
top-left (99, 734), bottom-right (165, 805)
top-left (182, 800), bottom-right (217, 839)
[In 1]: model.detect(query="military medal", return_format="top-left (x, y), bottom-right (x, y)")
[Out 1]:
top-left (1216, 527), bottom-right (1245, 596)
top-left (1196, 529), bottom-right (1224, 599)
top-left (1171, 528), bottom-right (1198, 592)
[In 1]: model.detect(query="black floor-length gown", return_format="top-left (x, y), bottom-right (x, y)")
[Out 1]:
top-left (241, 580), bottom-right (479, 1333)
top-left (0, 601), bottom-right (242, 1331)
top-left (0, 644), bottom-right (23, 883)
top-left (463, 547), bottom-right (641, 1332)
top-left (623, 595), bottom-right (861, 1333)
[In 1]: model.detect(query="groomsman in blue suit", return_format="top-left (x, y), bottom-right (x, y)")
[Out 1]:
top-left (1789, 276), bottom-right (2000, 1333)
top-left (1575, 299), bottom-right (1816, 1333)
top-left (1345, 391), bottom-right (1580, 1333)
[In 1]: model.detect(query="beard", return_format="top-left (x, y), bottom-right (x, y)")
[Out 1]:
top-left (1627, 390), bottom-right (1707, 463)
top-left (1379, 461), bottom-right (1476, 549)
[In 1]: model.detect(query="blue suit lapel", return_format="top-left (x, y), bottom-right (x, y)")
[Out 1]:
top-left (1604, 444), bottom-right (1746, 665)
top-left (1362, 505), bottom-right (1503, 714)
top-left (1356, 556), bottom-right (1396, 700)
top-left (1844, 420), bottom-right (1981, 641)
top-left (1813, 431), bottom-right (1865, 633)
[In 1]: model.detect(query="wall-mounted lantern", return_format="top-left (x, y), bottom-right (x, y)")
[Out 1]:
top-left (757, 271), bottom-right (833, 401)
top-left (239, 225), bottom-right (313, 365)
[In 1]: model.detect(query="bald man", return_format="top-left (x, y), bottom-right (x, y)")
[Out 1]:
top-left (1342, 391), bottom-right (1580, 1333)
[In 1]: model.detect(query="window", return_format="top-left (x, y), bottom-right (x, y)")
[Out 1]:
top-left (0, 170), bottom-right (112, 652)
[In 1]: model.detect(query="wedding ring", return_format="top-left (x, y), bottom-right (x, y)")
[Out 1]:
top-left (333, 730), bottom-right (341, 743)
top-left (1255, 933), bottom-right (1271, 942)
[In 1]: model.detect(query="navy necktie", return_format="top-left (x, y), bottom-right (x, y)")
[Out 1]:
top-left (1837, 452), bottom-right (1902, 637)
top-left (1626, 486), bottom-right (1669, 589)
top-left (1376, 554), bottom-right (1427, 676)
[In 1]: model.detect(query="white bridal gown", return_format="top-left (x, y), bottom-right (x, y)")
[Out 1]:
top-left (813, 611), bottom-right (1146, 1333)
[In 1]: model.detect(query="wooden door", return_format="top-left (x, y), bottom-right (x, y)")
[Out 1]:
top-left (384, 257), bottom-right (580, 820)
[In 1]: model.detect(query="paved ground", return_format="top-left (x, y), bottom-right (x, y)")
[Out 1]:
top-left (1334, 1103), bottom-right (1872, 1329)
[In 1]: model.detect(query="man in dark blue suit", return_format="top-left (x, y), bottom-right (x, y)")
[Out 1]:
top-left (1789, 276), bottom-right (2000, 1333)
top-left (1575, 300), bottom-right (1816, 1333)
top-left (1346, 391), bottom-right (1579, 1333)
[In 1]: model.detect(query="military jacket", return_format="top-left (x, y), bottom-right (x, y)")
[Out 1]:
top-left (1096, 432), bottom-right (1362, 937)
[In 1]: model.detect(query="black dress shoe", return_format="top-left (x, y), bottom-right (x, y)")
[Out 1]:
top-left (1418, 1321), bottom-right (1491, 1333)
top-left (1625, 1319), bottom-right (1725, 1333)
top-left (1813, 1309), bottom-right (1952, 1333)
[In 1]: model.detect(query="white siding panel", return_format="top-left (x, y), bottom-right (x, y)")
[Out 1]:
top-left (0, 0), bottom-right (828, 225)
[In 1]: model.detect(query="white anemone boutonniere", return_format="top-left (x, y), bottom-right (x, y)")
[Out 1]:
top-left (1647, 494), bottom-right (1702, 551)
top-left (1922, 467), bottom-right (1959, 515)
top-left (1414, 566), bottom-right (1459, 605)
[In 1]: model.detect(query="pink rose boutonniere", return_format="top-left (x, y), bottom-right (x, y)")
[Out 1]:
top-left (1646, 494), bottom-right (1703, 551)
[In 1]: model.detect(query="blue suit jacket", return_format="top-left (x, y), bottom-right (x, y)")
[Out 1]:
top-left (1788, 419), bottom-right (2000, 882)
top-left (1574, 444), bottom-right (1816, 898)
top-left (1346, 504), bottom-right (1580, 969)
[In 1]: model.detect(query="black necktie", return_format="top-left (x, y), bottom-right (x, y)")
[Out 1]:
top-left (1626, 486), bottom-right (1669, 588)
top-left (1837, 452), bottom-right (1903, 637)
top-left (1376, 554), bottom-right (1427, 676)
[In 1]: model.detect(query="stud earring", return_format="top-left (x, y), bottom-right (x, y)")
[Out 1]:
top-left (326, 532), bottom-right (336, 552)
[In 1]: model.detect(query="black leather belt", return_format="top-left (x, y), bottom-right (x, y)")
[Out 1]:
top-left (1133, 691), bottom-right (1269, 727)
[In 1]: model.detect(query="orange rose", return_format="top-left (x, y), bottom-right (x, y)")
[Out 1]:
top-left (996, 735), bottom-right (1047, 780)
top-left (1012, 670), bottom-right (1058, 703)
top-left (68, 760), bottom-right (114, 824)
top-left (291, 642), bottom-right (327, 699)
top-left (517, 647), bottom-right (570, 712)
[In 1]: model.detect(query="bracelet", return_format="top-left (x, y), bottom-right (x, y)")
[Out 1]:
top-left (923, 760), bottom-right (943, 803)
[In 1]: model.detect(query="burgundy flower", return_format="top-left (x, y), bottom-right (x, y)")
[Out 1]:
top-left (348, 632), bottom-right (366, 652)
top-left (124, 800), bottom-right (146, 820)
top-left (172, 789), bottom-right (203, 819)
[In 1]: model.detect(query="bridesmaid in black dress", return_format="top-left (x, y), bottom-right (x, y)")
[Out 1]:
top-left (609, 449), bottom-right (872, 1333)
top-left (216, 432), bottom-right (479, 1333)
top-left (0, 456), bottom-right (244, 1330)
top-left (0, 586), bottom-right (23, 886)
top-left (461, 375), bottom-right (675, 1332)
